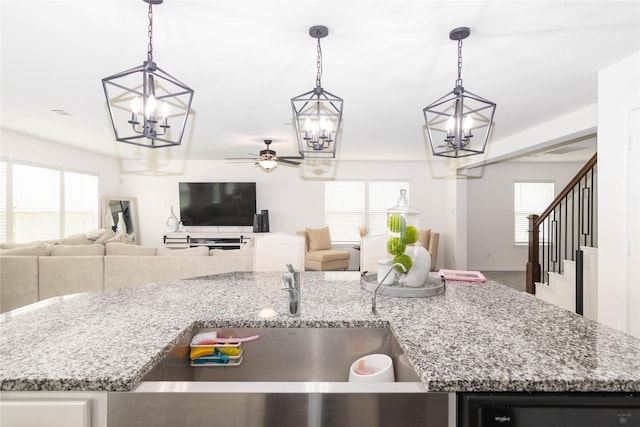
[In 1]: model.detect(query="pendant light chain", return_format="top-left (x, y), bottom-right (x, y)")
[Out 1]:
top-left (147, 1), bottom-right (154, 63)
top-left (456, 38), bottom-right (463, 87)
top-left (315, 37), bottom-right (323, 88)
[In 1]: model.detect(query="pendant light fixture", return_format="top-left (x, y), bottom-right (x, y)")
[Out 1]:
top-left (423, 27), bottom-right (496, 158)
top-left (291, 25), bottom-right (343, 159)
top-left (102, 0), bottom-right (194, 148)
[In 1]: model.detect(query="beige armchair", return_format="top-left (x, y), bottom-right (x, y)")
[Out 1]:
top-left (296, 227), bottom-right (350, 271)
top-left (360, 229), bottom-right (439, 273)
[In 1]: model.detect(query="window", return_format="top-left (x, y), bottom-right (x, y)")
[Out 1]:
top-left (1, 160), bottom-right (99, 243)
top-left (64, 171), bottom-right (99, 236)
top-left (325, 181), bottom-right (365, 243)
top-left (514, 182), bottom-right (555, 244)
top-left (325, 181), bottom-right (409, 243)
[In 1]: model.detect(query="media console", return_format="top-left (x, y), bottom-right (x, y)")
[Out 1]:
top-left (163, 232), bottom-right (262, 250)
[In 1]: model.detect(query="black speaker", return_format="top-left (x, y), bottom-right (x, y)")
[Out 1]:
top-left (253, 214), bottom-right (263, 232)
top-left (261, 209), bottom-right (270, 232)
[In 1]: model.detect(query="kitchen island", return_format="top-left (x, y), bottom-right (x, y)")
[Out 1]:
top-left (1, 271), bottom-right (640, 426)
top-left (2, 271), bottom-right (639, 392)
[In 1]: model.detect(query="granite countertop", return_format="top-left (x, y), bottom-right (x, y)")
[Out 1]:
top-left (1, 271), bottom-right (639, 393)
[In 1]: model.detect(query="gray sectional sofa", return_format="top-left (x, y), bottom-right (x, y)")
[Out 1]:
top-left (0, 232), bottom-right (253, 313)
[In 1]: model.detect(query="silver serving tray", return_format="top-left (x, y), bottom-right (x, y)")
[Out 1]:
top-left (360, 274), bottom-right (445, 298)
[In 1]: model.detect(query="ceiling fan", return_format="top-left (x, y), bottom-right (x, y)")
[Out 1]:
top-left (226, 140), bottom-right (302, 170)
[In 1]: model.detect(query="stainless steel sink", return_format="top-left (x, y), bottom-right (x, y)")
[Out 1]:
top-left (108, 327), bottom-right (451, 427)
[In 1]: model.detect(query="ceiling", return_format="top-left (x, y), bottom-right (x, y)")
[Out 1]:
top-left (1, 1), bottom-right (638, 164)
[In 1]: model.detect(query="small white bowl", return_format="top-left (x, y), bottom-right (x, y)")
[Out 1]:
top-left (348, 354), bottom-right (395, 383)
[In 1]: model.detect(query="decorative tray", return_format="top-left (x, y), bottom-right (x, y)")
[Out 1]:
top-left (360, 274), bottom-right (445, 298)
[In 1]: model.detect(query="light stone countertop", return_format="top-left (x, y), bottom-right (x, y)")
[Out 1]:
top-left (1, 271), bottom-right (639, 392)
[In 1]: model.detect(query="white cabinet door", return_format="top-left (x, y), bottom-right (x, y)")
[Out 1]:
top-left (0, 400), bottom-right (90, 427)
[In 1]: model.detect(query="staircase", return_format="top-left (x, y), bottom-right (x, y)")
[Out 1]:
top-left (526, 154), bottom-right (598, 316)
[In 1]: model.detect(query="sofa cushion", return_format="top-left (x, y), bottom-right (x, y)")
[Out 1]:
top-left (156, 246), bottom-right (209, 256)
top-left (306, 249), bottom-right (350, 262)
top-left (0, 243), bottom-right (52, 256)
top-left (50, 244), bottom-right (105, 256)
top-left (39, 256), bottom-right (104, 300)
top-left (94, 228), bottom-right (117, 244)
top-left (0, 256), bottom-right (39, 312)
top-left (305, 226), bottom-right (332, 251)
top-left (106, 242), bottom-right (157, 256)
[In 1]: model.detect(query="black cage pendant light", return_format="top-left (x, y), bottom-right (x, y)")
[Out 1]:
top-left (102, 0), bottom-right (194, 148)
top-left (291, 25), bottom-right (343, 159)
top-left (423, 27), bottom-right (496, 158)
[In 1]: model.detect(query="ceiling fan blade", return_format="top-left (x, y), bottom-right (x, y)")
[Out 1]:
top-left (278, 159), bottom-right (301, 166)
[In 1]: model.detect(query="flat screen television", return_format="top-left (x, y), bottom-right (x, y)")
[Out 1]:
top-left (179, 182), bottom-right (256, 227)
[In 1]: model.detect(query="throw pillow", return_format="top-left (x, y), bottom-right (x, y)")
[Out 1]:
top-left (156, 247), bottom-right (209, 256)
top-left (48, 233), bottom-right (94, 246)
top-left (305, 227), bottom-right (332, 251)
top-left (85, 228), bottom-right (108, 241)
top-left (94, 229), bottom-right (117, 245)
top-left (106, 242), bottom-right (156, 256)
top-left (50, 244), bottom-right (105, 256)
top-left (0, 243), bottom-right (52, 256)
top-left (105, 233), bottom-right (135, 245)
top-left (0, 241), bottom-right (45, 249)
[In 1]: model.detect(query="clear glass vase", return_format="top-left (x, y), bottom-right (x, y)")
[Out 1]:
top-left (386, 189), bottom-right (420, 284)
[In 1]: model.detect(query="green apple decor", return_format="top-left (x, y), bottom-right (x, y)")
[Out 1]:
top-left (386, 189), bottom-right (419, 275)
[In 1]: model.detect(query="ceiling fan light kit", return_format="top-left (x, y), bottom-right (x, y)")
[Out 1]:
top-left (102, 0), bottom-right (194, 148)
top-left (291, 25), bottom-right (344, 159)
top-left (226, 140), bottom-right (302, 171)
top-left (423, 27), bottom-right (496, 158)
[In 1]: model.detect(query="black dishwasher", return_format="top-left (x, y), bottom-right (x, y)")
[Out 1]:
top-left (458, 392), bottom-right (640, 427)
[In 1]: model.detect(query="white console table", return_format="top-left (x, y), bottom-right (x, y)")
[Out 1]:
top-left (163, 232), bottom-right (263, 250)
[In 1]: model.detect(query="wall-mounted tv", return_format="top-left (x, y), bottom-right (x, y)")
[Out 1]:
top-left (179, 182), bottom-right (256, 227)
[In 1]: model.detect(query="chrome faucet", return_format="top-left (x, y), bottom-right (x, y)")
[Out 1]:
top-left (281, 263), bottom-right (300, 316)
top-left (372, 263), bottom-right (407, 315)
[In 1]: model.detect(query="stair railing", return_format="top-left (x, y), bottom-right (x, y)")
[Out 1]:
top-left (526, 153), bottom-right (598, 315)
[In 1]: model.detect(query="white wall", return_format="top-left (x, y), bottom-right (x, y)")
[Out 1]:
top-left (597, 51), bottom-right (640, 336)
top-left (466, 162), bottom-right (584, 271)
top-left (0, 128), bottom-right (121, 204)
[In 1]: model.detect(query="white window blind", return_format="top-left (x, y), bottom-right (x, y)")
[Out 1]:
top-left (325, 181), bottom-right (365, 243)
top-left (368, 182), bottom-right (409, 236)
top-left (514, 182), bottom-right (555, 244)
top-left (64, 171), bottom-right (99, 236)
top-left (0, 161), bottom-right (6, 242)
top-left (324, 180), bottom-right (409, 243)
top-left (2, 161), bottom-right (99, 244)
top-left (13, 163), bottom-right (61, 243)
